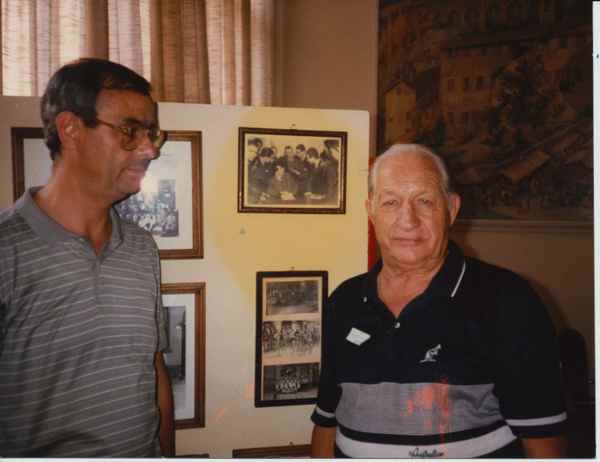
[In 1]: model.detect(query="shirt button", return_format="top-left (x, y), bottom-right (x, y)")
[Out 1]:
top-left (394, 322), bottom-right (401, 329)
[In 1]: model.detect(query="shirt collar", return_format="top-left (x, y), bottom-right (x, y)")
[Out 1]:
top-left (363, 240), bottom-right (467, 305)
top-left (16, 187), bottom-right (124, 251)
top-left (425, 240), bottom-right (466, 299)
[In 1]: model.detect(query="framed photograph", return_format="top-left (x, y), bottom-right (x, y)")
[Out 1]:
top-left (378, 1), bottom-right (592, 229)
top-left (11, 128), bottom-right (205, 249)
top-left (161, 282), bottom-right (206, 429)
top-left (255, 271), bottom-right (327, 407)
top-left (114, 130), bottom-right (203, 258)
top-left (238, 127), bottom-right (347, 214)
top-left (11, 127), bottom-right (51, 200)
top-left (232, 443), bottom-right (311, 458)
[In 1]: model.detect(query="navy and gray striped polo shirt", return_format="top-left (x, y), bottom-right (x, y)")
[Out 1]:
top-left (312, 241), bottom-right (566, 458)
top-left (0, 188), bottom-right (167, 457)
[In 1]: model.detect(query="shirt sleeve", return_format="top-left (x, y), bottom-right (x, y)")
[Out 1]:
top-left (311, 295), bottom-right (341, 427)
top-left (491, 275), bottom-right (567, 438)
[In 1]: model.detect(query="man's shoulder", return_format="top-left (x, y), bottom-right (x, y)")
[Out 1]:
top-left (0, 205), bottom-right (30, 279)
top-left (458, 255), bottom-right (538, 311)
top-left (118, 217), bottom-right (159, 250)
top-left (0, 203), bottom-right (27, 240)
top-left (329, 270), bottom-right (370, 302)
top-left (463, 256), bottom-right (529, 289)
top-left (120, 218), bottom-right (154, 237)
top-left (0, 202), bottom-right (18, 223)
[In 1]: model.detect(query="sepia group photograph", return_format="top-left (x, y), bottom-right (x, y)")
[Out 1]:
top-left (238, 127), bottom-right (347, 214)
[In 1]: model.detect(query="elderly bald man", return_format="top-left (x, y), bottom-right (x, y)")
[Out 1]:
top-left (311, 144), bottom-right (566, 458)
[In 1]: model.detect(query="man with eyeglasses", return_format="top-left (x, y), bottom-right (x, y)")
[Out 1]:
top-left (0, 58), bottom-right (174, 457)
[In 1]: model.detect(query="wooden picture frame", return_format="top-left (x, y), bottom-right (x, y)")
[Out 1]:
top-left (115, 131), bottom-right (203, 259)
top-left (232, 443), bottom-right (311, 458)
top-left (238, 127), bottom-right (347, 214)
top-left (160, 282), bottom-right (206, 429)
top-left (11, 128), bottom-right (205, 252)
top-left (255, 271), bottom-right (327, 407)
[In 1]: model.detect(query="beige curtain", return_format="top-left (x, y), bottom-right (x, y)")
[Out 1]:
top-left (2, 0), bottom-right (86, 96)
top-left (151, 0), bottom-right (274, 105)
top-left (1, 0), bottom-right (274, 105)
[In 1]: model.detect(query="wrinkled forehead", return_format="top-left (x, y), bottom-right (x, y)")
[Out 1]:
top-left (378, 154), bottom-right (442, 188)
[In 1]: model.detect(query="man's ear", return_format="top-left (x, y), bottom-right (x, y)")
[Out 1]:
top-left (55, 111), bottom-right (81, 150)
top-left (365, 198), bottom-right (373, 222)
top-left (448, 193), bottom-right (461, 226)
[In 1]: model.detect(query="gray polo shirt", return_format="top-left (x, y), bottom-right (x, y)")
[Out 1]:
top-left (0, 188), bottom-right (167, 457)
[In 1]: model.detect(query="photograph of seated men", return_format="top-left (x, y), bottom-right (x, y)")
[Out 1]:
top-left (311, 143), bottom-right (567, 458)
top-left (247, 138), bottom-right (340, 206)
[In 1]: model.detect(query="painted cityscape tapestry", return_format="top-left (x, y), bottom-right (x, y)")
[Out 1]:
top-left (378, 0), bottom-right (592, 222)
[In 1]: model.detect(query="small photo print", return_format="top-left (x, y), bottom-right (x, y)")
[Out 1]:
top-left (262, 362), bottom-right (320, 402)
top-left (262, 320), bottom-right (321, 360)
top-left (265, 279), bottom-right (320, 316)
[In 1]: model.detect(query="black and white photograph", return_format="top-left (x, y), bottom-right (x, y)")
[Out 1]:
top-left (255, 271), bottom-right (327, 407)
top-left (238, 127), bottom-right (347, 214)
top-left (262, 320), bottom-right (321, 361)
top-left (161, 282), bottom-right (206, 429)
top-left (117, 130), bottom-right (203, 259)
top-left (265, 279), bottom-right (320, 316)
top-left (261, 362), bottom-right (320, 403)
top-left (116, 178), bottom-right (180, 237)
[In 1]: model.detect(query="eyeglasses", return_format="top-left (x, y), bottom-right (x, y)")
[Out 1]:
top-left (94, 117), bottom-right (167, 151)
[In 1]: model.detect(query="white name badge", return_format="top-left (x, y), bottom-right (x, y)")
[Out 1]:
top-left (346, 328), bottom-right (370, 346)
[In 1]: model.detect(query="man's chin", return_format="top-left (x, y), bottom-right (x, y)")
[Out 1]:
top-left (113, 185), bottom-right (142, 204)
top-left (383, 245), bottom-right (428, 266)
top-left (388, 238), bottom-right (424, 253)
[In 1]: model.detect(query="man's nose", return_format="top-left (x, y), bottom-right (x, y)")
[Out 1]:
top-left (396, 202), bottom-right (419, 228)
top-left (135, 132), bottom-right (160, 160)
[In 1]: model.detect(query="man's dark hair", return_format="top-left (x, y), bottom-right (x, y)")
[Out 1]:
top-left (248, 138), bottom-right (264, 148)
top-left (41, 58), bottom-right (152, 160)
top-left (259, 147), bottom-right (274, 158)
top-left (306, 147), bottom-right (319, 159)
top-left (324, 139), bottom-right (339, 150)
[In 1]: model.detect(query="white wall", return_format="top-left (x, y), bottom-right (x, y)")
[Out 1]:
top-left (0, 97), bottom-right (370, 457)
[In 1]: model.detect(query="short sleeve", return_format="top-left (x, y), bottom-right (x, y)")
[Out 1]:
top-left (491, 276), bottom-right (567, 438)
top-left (311, 295), bottom-right (341, 427)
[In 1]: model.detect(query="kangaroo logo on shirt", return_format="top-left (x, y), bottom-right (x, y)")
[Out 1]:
top-left (419, 344), bottom-right (441, 363)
